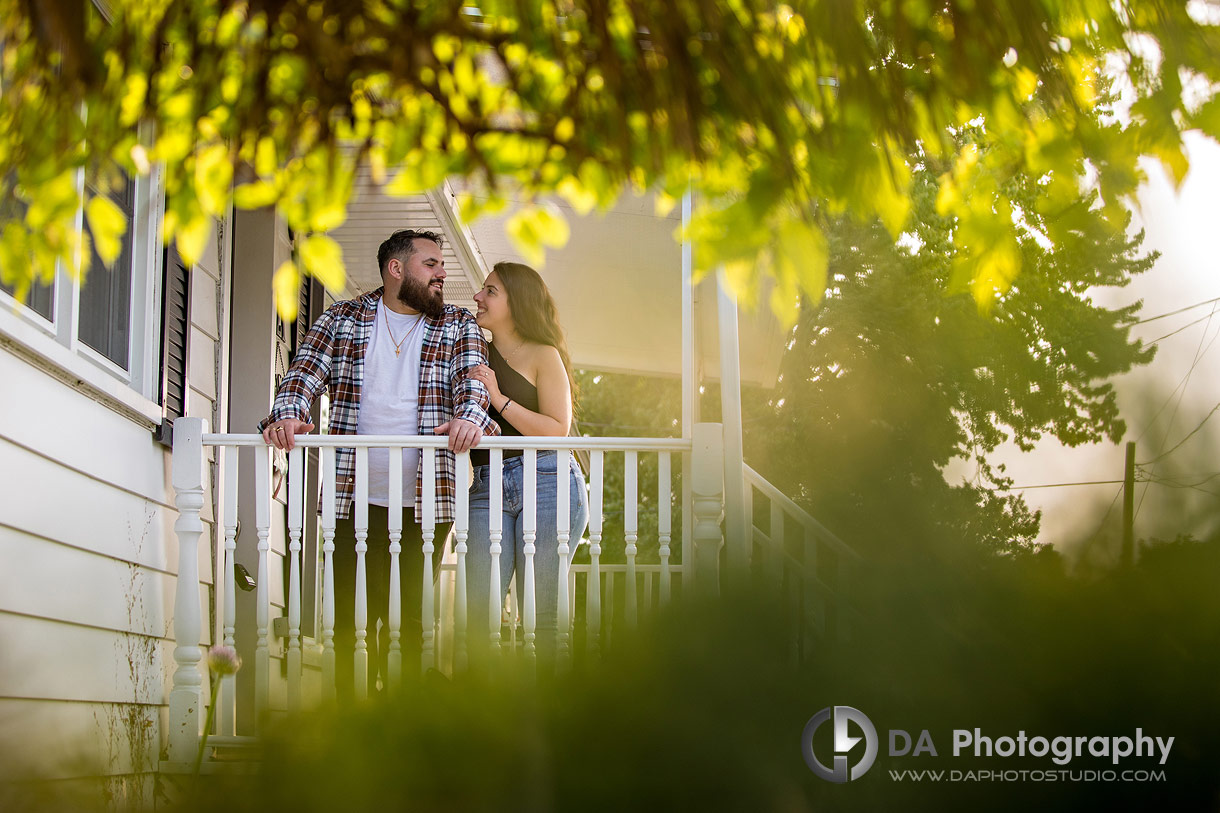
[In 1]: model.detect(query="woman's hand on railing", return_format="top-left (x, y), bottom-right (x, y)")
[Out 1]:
top-left (262, 418), bottom-right (315, 451)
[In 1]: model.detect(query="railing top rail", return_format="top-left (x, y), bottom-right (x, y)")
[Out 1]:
top-left (201, 433), bottom-right (692, 452)
top-left (743, 463), bottom-right (861, 562)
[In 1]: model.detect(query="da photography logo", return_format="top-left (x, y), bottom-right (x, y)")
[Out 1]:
top-left (802, 706), bottom-right (879, 783)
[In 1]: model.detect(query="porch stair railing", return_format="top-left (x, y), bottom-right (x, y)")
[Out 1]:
top-left (744, 464), bottom-right (862, 658)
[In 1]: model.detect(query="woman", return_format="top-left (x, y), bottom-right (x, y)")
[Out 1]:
top-left (466, 261), bottom-right (589, 669)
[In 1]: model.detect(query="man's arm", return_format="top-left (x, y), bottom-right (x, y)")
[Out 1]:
top-left (450, 313), bottom-right (500, 434)
top-left (433, 311), bottom-right (500, 453)
top-left (257, 307), bottom-right (337, 448)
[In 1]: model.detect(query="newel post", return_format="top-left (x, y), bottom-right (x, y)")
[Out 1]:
top-left (168, 417), bottom-right (207, 763)
top-left (691, 423), bottom-right (724, 597)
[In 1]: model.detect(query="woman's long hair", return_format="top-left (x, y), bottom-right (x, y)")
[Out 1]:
top-left (492, 261), bottom-right (579, 407)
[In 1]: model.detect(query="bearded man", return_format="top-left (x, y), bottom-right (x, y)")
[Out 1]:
top-left (260, 228), bottom-right (497, 698)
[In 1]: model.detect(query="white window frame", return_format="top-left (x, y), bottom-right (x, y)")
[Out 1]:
top-left (0, 159), bottom-right (167, 425)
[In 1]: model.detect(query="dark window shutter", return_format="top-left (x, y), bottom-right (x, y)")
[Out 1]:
top-left (291, 275), bottom-right (323, 361)
top-left (155, 244), bottom-right (191, 446)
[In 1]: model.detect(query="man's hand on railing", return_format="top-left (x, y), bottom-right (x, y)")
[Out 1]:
top-left (262, 418), bottom-right (315, 451)
top-left (433, 418), bottom-right (482, 453)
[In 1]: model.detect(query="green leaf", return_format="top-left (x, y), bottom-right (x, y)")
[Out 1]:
top-left (194, 143), bottom-right (233, 216)
top-left (273, 260), bottom-right (300, 323)
top-left (233, 181), bottom-right (278, 209)
top-left (505, 204), bottom-right (570, 267)
top-left (298, 234), bottom-right (346, 292)
top-left (84, 195), bottom-right (128, 268)
top-left (175, 212), bottom-right (211, 267)
top-left (774, 217), bottom-right (828, 307)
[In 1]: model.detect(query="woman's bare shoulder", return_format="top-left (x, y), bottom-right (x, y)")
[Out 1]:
top-left (524, 342), bottom-right (565, 378)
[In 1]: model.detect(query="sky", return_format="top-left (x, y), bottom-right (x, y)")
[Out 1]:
top-left (987, 132), bottom-right (1220, 562)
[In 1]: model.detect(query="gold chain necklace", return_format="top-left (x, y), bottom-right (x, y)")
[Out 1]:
top-left (383, 306), bottom-right (425, 357)
top-left (498, 336), bottom-right (527, 361)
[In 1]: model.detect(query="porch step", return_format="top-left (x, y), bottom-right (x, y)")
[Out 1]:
top-left (203, 734), bottom-right (261, 763)
top-left (158, 735), bottom-right (261, 777)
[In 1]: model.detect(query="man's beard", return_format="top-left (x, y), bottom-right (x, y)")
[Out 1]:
top-left (397, 274), bottom-right (445, 318)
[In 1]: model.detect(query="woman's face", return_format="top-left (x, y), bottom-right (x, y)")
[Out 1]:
top-left (473, 271), bottom-right (512, 332)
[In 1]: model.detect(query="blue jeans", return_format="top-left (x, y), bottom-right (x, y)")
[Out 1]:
top-left (464, 451), bottom-right (589, 663)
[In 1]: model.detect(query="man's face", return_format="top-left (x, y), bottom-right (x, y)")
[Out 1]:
top-left (393, 238), bottom-right (445, 318)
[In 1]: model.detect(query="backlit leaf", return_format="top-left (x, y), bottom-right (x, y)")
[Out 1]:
top-left (84, 195), bottom-right (128, 267)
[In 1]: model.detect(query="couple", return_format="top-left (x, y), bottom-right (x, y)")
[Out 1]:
top-left (260, 228), bottom-right (588, 696)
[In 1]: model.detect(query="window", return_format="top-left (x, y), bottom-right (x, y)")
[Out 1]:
top-left (0, 159), bottom-right (167, 414)
top-left (79, 166), bottom-right (136, 370)
top-left (0, 194), bottom-right (54, 320)
top-left (0, 2), bottom-right (174, 424)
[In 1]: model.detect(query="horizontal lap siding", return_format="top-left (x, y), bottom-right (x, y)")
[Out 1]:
top-left (0, 213), bottom-right (227, 780)
top-left (0, 697), bottom-right (165, 781)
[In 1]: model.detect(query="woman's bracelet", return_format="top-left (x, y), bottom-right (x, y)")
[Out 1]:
top-left (501, 398), bottom-right (513, 413)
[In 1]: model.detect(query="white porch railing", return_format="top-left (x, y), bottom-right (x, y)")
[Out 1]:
top-left (165, 418), bottom-right (858, 765)
top-left (165, 418), bottom-right (708, 762)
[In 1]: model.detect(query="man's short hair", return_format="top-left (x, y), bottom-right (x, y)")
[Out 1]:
top-left (377, 229), bottom-right (444, 276)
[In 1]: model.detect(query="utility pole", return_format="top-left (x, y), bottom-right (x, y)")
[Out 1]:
top-left (1122, 441), bottom-right (1135, 567)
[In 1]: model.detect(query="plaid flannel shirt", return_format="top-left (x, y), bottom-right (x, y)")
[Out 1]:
top-left (258, 288), bottom-right (499, 522)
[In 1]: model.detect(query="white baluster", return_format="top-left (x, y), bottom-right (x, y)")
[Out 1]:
top-left (567, 562), bottom-right (578, 640)
top-left (624, 451), bottom-right (638, 628)
top-left (320, 447), bottom-right (337, 698)
top-left (453, 451), bottom-right (470, 673)
top-left (804, 525), bottom-right (823, 643)
top-left (586, 451), bottom-right (603, 657)
top-left (253, 445), bottom-right (271, 726)
top-left (603, 570), bottom-right (615, 650)
top-left (769, 501), bottom-right (785, 592)
top-left (286, 447), bottom-right (304, 712)
top-left (387, 447), bottom-right (403, 689)
top-left (521, 449), bottom-right (537, 665)
top-left (420, 447), bottom-right (437, 672)
top-left (657, 452), bottom-right (672, 606)
top-left (168, 417), bottom-right (205, 763)
top-left (489, 449), bottom-right (503, 654)
top-left (219, 444), bottom-right (238, 736)
top-left (837, 550), bottom-right (853, 642)
top-left (353, 447), bottom-right (369, 699)
top-left (555, 448), bottom-right (572, 666)
top-left (691, 424), bottom-right (725, 598)
top-left (744, 481), bottom-right (755, 569)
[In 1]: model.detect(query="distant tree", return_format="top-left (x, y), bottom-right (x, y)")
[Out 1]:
top-left (571, 369), bottom-right (682, 568)
top-left (753, 132), bottom-right (1157, 555)
top-left (1, 1), bottom-right (1217, 317)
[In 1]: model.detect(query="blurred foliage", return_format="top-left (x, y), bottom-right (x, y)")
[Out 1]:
top-left (4, 534), bottom-right (1218, 810)
top-left (747, 133), bottom-right (1157, 557)
top-left (127, 534), bottom-right (1220, 813)
top-left (3, 1), bottom-right (1220, 317)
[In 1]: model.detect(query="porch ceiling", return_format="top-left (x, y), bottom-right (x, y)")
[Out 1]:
top-left (331, 170), bottom-right (785, 387)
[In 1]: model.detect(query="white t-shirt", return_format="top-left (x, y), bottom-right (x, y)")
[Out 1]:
top-left (356, 298), bottom-right (428, 508)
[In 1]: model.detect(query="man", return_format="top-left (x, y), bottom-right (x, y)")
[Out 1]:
top-left (260, 228), bottom-right (497, 698)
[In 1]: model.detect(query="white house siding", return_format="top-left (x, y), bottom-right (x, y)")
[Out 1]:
top-left (0, 216), bottom-right (229, 803)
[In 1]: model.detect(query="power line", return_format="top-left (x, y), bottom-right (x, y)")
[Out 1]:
top-left (1134, 295), bottom-right (1220, 326)
top-left (1136, 470), bottom-right (1220, 487)
top-left (1135, 302), bottom-right (1220, 522)
top-left (996, 479), bottom-right (1125, 490)
top-left (1138, 398), bottom-right (1220, 466)
top-left (1144, 311), bottom-right (1220, 345)
top-left (1133, 303), bottom-right (1220, 446)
